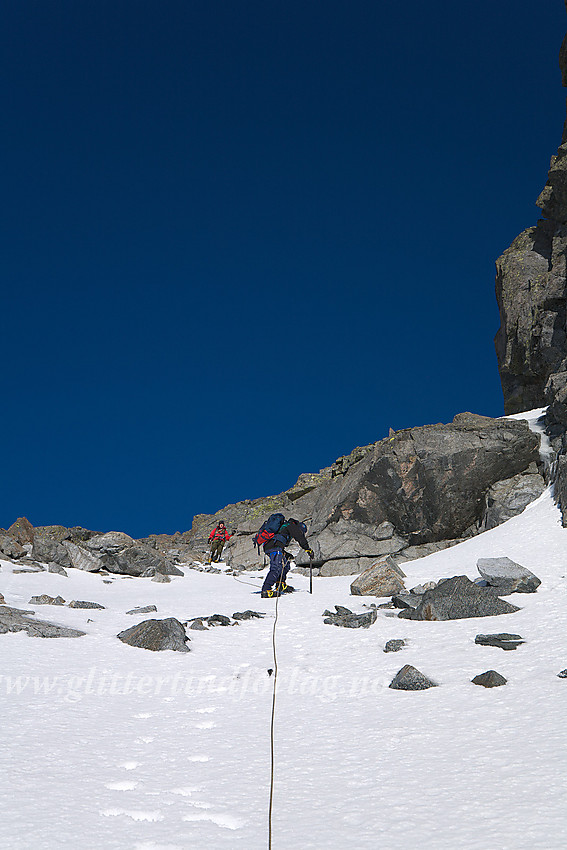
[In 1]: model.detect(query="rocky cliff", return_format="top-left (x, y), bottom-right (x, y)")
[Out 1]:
top-left (495, 6), bottom-right (567, 414)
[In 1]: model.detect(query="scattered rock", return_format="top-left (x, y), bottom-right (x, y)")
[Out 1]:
top-left (350, 556), bottom-right (406, 597)
top-left (68, 600), bottom-right (105, 609)
top-left (189, 619), bottom-right (208, 630)
top-left (384, 639), bottom-right (406, 653)
top-left (557, 669), bottom-right (567, 678)
top-left (29, 595), bottom-right (66, 606)
top-left (476, 557), bottom-right (541, 594)
top-left (409, 581), bottom-right (437, 595)
top-left (471, 670), bottom-right (507, 688)
top-left (0, 605), bottom-right (85, 638)
top-left (117, 618), bottom-right (190, 652)
top-left (126, 605), bottom-right (158, 615)
top-left (323, 605), bottom-right (377, 629)
top-left (83, 532), bottom-right (183, 577)
top-left (475, 633), bottom-right (524, 651)
top-left (0, 534), bottom-right (25, 560)
top-left (389, 665), bottom-right (437, 690)
top-left (48, 563), bottom-right (68, 576)
top-left (398, 575), bottom-right (521, 621)
top-left (207, 614), bottom-right (232, 627)
top-left (232, 610), bottom-right (265, 620)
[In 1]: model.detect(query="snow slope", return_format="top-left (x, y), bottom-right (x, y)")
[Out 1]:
top-left (1, 417), bottom-right (567, 849)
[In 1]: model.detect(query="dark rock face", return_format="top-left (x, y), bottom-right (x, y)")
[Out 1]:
top-left (476, 557), bottom-right (541, 594)
top-left (471, 670), bottom-right (507, 688)
top-left (475, 633), bottom-right (524, 651)
top-left (322, 605), bottom-right (377, 629)
top-left (310, 414), bottom-right (539, 548)
top-left (117, 618), bottom-right (190, 652)
top-left (398, 575), bottom-right (520, 621)
top-left (389, 665), bottom-right (436, 691)
top-left (495, 21), bottom-right (567, 414)
top-left (0, 605), bottom-right (85, 638)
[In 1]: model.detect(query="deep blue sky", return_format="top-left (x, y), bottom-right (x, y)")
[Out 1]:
top-left (2, 0), bottom-right (566, 537)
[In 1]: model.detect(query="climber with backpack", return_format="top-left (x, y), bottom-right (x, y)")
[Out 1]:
top-left (253, 514), bottom-right (314, 598)
top-left (208, 521), bottom-right (232, 563)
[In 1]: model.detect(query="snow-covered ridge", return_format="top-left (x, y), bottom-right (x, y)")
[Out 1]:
top-left (1, 479), bottom-right (566, 849)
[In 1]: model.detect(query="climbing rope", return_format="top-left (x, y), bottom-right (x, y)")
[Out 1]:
top-left (268, 571), bottom-right (283, 850)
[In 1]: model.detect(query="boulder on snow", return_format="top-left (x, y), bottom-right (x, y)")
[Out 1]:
top-left (68, 600), bottom-right (105, 609)
top-left (476, 557), bottom-right (541, 594)
top-left (48, 563), bottom-right (68, 576)
top-left (384, 639), bottom-right (406, 653)
top-left (471, 670), bottom-right (507, 688)
top-left (557, 669), bottom-right (567, 678)
top-left (83, 532), bottom-right (183, 577)
top-left (232, 610), bottom-right (265, 620)
top-left (126, 605), bottom-right (158, 615)
top-left (323, 605), bottom-right (377, 629)
top-left (389, 665), bottom-right (437, 690)
top-left (398, 575), bottom-right (521, 621)
top-left (392, 593), bottom-right (422, 610)
top-left (0, 605), bottom-right (85, 638)
top-left (350, 556), bottom-right (406, 597)
top-left (480, 468), bottom-right (546, 530)
top-left (29, 595), bottom-right (66, 606)
top-left (475, 633), bottom-right (524, 651)
top-left (117, 618), bottom-right (190, 652)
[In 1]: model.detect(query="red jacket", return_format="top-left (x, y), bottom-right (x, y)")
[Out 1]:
top-left (208, 526), bottom-right (231, 543)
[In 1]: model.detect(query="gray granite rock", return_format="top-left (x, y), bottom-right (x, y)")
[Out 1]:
top-left (398, 575), bottom-right (521, 621)
top-left (389, 665), bottom-right (437, 690)
top-left (471, 670), bottom-right (507, 688)
top-left (61, 540), bottom-right (102, 572)
top-left (117, 618), bottom-right (190, 652)
top-left (480, 471), bottom-right (546, 530)
top-left (0, 605), bottom-right (86, 638)
top-left (0, 534), bottom-right (25, 560)
top-left (323, 605), bottom-right (377, 629)
top-left (350, 556), bottom-right (406, 597)
top-left (232, 610), bottom-right (265, 620)
top-left (476, 557), bottom-right (541, 594)
top-left (29, 595), bottom-right (66, 606)
top-left (207, 614), bottom-right (232, 627)
top-left (475, 633), bottom-right (524, 651)
top-left (126, 605), bottom-right (158, 615)
top-left (392, 593), bottom-right (422, 610)
top-left (151, 573), bottom-right (171, 583)
top-left (384, 639), bottom-right (406, 653)
top-left (68, 600), bottom-right (105, 609)
top-left (48, 563), bottom-right (68, 576)
top-left (31, 534), bottom-right (72, 569)
top-left (189, 619), bottom-right (208, 630)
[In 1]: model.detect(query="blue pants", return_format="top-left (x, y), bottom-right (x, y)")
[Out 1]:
top-left (261, 549), bottom-right (291, 592)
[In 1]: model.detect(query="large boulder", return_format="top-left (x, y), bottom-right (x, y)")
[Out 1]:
top-left (310, 413), bottom-right (539, 546)
top-left (61, 540), bottom-right (102, 572)
top-left (398, 575), bottom-right (520, 621)
top-left (389, 665), bottom-right (437, 691)
top-left (480, 468), bottom-right (546, 530)
top-left (31, 534), bottom-right (72, 569)
top-left (117, 618), bottom-right (190, 652)
top-left (350, 556), bottom-right (406, 597)
top-left (6, 517), bottom-right (35, 545)
top-left (0, 605), bottom-right (85, 638)
top-left (83, 532), bottom-right (183, 577)
top-left (0, 534), bottom-right (25, 560)
top-left (476, 557), bottom-right (541, 594)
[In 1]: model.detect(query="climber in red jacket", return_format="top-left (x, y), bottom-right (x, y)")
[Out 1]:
top-left (208, 521), bottom-right (232, 563)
